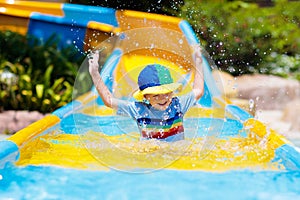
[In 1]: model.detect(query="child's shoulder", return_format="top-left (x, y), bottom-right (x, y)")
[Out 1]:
top-left (133, 101), bottom-right (150, 111)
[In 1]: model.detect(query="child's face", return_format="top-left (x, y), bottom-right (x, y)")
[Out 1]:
top-left (144, 92), bottom-right (173, 111)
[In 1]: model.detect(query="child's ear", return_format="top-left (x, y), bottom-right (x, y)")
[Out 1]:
top-left (142, 98), bottom-right (150, 105)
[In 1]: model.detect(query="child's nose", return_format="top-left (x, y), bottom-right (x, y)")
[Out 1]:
top-left (160, 94), bottom-right (169, 99)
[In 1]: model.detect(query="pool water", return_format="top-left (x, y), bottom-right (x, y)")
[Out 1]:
top-left (1, 164), bottom-right (300, 199)
top-left (1, 109), bottom-right (300, 199)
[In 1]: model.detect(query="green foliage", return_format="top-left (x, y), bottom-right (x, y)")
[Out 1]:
top-left (179, 0), bottom-right (300, 77)
top-left (261, 53), bottom-right (300, 80)
top-left (0, 30), bottom-right (87, 113)
top-left (69, 0), bottom-right (184, 15)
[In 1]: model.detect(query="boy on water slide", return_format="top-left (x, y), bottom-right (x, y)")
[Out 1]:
top-left (89, 45), bottom-right (204, 142)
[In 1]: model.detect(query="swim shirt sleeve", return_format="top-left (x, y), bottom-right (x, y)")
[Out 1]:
top-left (115, 99), bottom-right (139, 119)
top-left (178, 92), bottom-right (197, 114)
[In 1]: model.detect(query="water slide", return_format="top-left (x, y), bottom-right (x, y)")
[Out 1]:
top-left (1, 1), bottom-right (300, 198)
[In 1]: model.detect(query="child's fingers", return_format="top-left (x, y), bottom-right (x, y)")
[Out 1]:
top-left (194, 45), bottom-right (202, 54)
top-left (191, 44), bottom-right (202, 58)
top-left (88, 51), bottom-right (100, 75)
top-left (88, 50), bottom-right (99, 61)
top-left (195, 57), bottom-right (202, 66)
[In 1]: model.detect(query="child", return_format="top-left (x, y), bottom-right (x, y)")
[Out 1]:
top-left (89, 45), bottom-right (204, 142)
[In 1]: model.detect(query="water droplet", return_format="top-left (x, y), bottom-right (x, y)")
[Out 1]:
top-left (120, 33), bottom-right (126, 40)
top-left (150, 43), bottom-right (155, 49)
top-left (249, 99), bottom-right (255, 111)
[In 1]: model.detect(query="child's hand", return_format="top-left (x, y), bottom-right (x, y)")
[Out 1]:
top-left (191, 44), bottom-right (204, 100)
top-left (88, 51), bottom-right (100, 75)
top-left (191, 44), bottom-right (202, 65)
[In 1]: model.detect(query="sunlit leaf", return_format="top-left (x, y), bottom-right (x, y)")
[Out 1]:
top-left (44, 65), bottom-right (53, 89)
top-left (43, 99), bottom-right (51, 105)
top-left (51, 77), bottom-right (65, 91)
top-left (21, 74), bottom-right (31, 82)
top-left (21, 90), bottom-right (32, 96)
top-left (36, 84), bottom-right (44, 99)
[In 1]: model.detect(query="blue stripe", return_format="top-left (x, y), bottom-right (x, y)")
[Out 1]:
top-left (28, 13), bottom-right (87, 51)
top-left (272, 144), bottom-right (300, 171)
top-left (137, 111), bottom-right (182, 127)
top-left (62, 3), bottom-right (118, 27)
top-left (0, 140), bottom-right (19, 168)
top-left (52, 100), bottom-right (82, 119)
top-left (225, 105), bottom-right (253, 122)
top-left (139, 83), bottom-right (161, 90)
top-left (179, 20), bottom-right (200, 45)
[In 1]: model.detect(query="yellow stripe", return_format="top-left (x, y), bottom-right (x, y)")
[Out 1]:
top-left (87, 21), bottom-right (116, 33)
top-left (0, 0), bottom-right (64, 16)
top-left (120, 10), bottom-right (181, 24)
top-left (8, 115), bottom-right (60, 147)
top-left (243, 118), bottom-right (290, 148)
top-left (116, 10), bottom-right (182, 32)
top-left (82, 105), bottom-right (115, 116)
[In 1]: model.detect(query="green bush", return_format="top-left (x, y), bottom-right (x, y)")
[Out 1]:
top-left (179, 0), bottom-right (300, 77)
top-left (70, 0), bottom-right (184, 15)
top-left (0, 30), bottom-right (88, 113)
top-left (261, 53), bottom-right (300, 80)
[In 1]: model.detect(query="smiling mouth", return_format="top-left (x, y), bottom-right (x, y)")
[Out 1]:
top-left (158, 102), bottom-right (168, 106)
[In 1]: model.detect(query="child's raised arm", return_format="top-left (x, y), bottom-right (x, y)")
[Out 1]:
top-left (88, 51), bottom-right (118, 109)
top-left (192, 45), bottom-right (204, 101)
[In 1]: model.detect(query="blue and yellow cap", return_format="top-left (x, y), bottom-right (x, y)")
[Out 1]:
top-left (133, 64), bottom-right (182, 101)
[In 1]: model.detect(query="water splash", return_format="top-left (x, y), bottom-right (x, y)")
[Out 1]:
top-left (15, 129), bottom-right (282, 172)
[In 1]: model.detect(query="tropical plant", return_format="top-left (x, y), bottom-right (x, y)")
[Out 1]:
top-left (69, 0), bottom-right (184, 15)
top-left (180, 0), bottom-right (300, 77)
top-left (0, 30), bottom-right (88, 113)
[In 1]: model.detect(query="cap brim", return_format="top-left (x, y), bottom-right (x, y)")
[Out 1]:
top-left (133, 83), bottom-right (182, 101)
